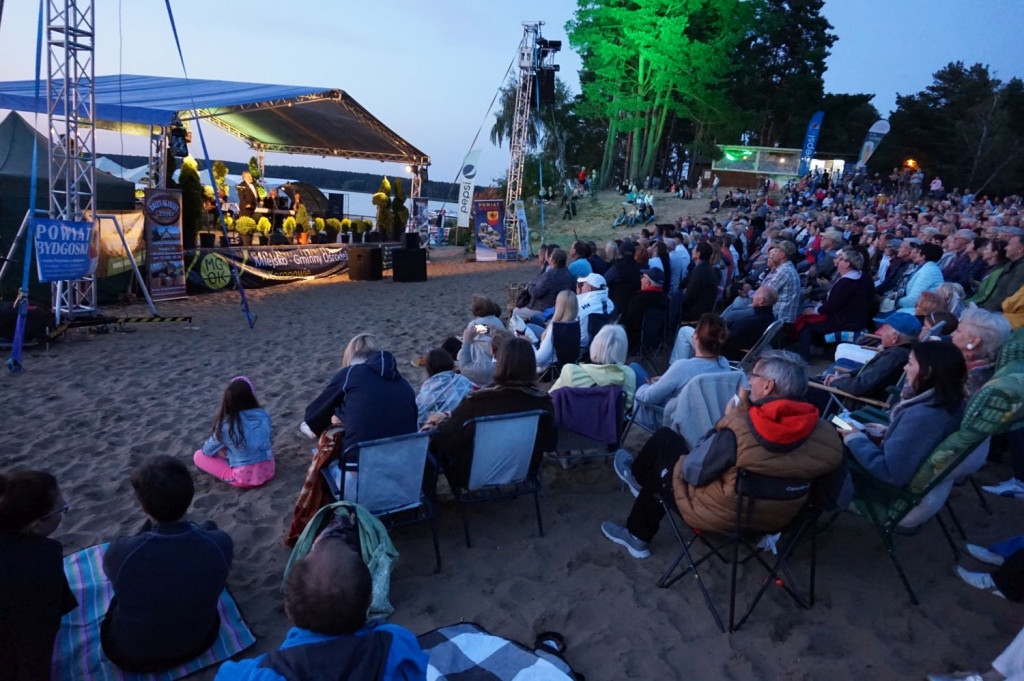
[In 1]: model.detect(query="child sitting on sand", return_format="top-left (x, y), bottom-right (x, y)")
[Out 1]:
top-left (194, 376), bottom-right (275, 488)
top-left (102, 456), bottom-right (233, 673)
top-left (0, 470), bottom-right (77, 681)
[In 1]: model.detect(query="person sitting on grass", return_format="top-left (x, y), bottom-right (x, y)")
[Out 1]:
top-left (102, 456), bottom-right (233, 673)
top-left (602, 350), bottom-right (843, 559)
top-left (415, 349), bottom-right (473, 430)
top-left (214, 515), bottom-right (427, 680)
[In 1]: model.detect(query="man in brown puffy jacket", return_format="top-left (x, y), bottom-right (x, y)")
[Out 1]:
top-left (602, 350), bottom-right (844, 559)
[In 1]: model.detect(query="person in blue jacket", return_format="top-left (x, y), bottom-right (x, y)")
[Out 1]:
top-left (303, 334), bottom-right (417, 456)
top-left (215, 516), bottom-right (427, 681)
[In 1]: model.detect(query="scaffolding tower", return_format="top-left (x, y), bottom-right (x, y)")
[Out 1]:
top-left (503, 23), bottom-right (541, 256)
top-left (46, 0), bottom-right (97, 321)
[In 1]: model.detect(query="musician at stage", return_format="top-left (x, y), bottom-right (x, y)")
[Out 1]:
top-left (262, 188), bottom-right (290, 230)
top-left (236, 171), bottom-right (261, 219)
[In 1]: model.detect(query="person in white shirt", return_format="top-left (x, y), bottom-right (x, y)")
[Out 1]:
top-left (576, 273), bottom-right (616, 349)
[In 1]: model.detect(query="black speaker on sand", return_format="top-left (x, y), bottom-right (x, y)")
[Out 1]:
top-left (348, 246), bottom-right (382, 281)
top-left (403, 232), bottom-right (420, 249)
top-left (392, 248), bottom-right (427, 282)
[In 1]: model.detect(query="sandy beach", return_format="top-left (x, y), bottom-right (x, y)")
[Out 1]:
top-left (1, 240), bottom-right (1021, 680)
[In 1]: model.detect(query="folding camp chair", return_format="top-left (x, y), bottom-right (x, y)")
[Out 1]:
top-left (656, 469), bottom-right (821, 633)
top-left (551, 385), bottom-right (626, 461)
top-left (538, 320), bottom-right (582, 383)
top-left (638, 306), bottom-right (669, 374)
top-left (581, 311), bottom-right (616, 362)
top-left (848, 349), bottom-right (1024, 604)
top-left (322, 431), bottom-right (441, 572)
top-left (450, 410), bottom-right (548, 548)
top-left (731, 319), bottom-right (786, 374)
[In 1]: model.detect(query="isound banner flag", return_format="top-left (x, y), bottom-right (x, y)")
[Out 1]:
top-left (855, 119), bottom-right (891, 170)
top-left (797, 111), bottom-right (825, 176)
top-left (456, 150), bottom-right (481, 229)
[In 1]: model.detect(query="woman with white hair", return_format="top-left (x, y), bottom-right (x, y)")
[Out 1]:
top-left (549, 324), bottom-right (637, 409)
top-left (951, 305), bottom-right (1013, 395)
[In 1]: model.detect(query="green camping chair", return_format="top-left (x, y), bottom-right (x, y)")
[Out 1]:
top-left (848, 349), bottom-right (1024, 605)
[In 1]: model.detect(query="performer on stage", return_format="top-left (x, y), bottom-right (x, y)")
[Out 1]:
top-left (236, 171), bottom-right (260, 219)
top-left (263, 188), bottom-right (290, 230)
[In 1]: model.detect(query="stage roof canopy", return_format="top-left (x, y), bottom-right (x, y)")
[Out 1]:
top-left (0, 74), bottom-right (429, 166)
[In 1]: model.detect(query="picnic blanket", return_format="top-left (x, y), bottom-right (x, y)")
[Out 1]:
top-left (51, 543), bottom-right (256, 681)
top-left (418, 622), bottom-right (576, 681)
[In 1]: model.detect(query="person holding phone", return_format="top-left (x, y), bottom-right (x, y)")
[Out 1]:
top-left (840, 341), bottom-right (967, 488)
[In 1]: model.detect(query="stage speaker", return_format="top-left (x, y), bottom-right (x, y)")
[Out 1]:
top-left (539, 69), bottom-right (556, 105)
top-left (392, 248), bottom-right (427, 283)
top-left (348, 246), bottom-right (382, 281)
top-left (403, 232), bottom-right (420, 249)
top-left (327, 193), bottom-right (345, 220)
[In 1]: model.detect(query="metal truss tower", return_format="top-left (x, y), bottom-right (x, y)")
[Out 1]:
top-left (46, 0), bottom-right (97, 320)
top-left (503, 23), bottom-right (542, 255)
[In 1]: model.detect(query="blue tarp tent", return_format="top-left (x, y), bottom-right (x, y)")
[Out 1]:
top-left (0, 74), bottom-right (429, 165)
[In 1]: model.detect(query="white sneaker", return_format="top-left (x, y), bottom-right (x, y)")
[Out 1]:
top-left (965, 543), bottom-right (1005, 566)
top-left (956, 566), bottom-right (996, 591)
top-left (298, 421), bottom-right (316, 439)
top-left (981, 477), bottom-right (1024, 498)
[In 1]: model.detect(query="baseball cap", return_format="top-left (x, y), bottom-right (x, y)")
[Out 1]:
top-left (619, 241), bottom-right (636, 256)
top-left (873, 312), bottom-right (922, 336)
top-left (643, 269), bottom-right (665, 287)
top-left (578, 273), bottom-right (607, 289)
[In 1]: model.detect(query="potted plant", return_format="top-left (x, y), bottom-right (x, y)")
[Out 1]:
top-left (340, 218), bottom-right (352, 243)
top-left (221, 216), bottom-right (234, 247)
top-left (294, 203), bottom-right (312, 244)
top-left (325, 218), bottom-right (343, 242)
top-left (313, 217), bottom-right (326, 242)
top-left (282, 216), bottom-right (297, 243)
top-left (255, 216), bottom-right (272, 245)
top-left (235, 216), bottom-right (256, 246)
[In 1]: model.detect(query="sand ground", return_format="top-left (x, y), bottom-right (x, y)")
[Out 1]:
top-left (1, 195), bottom-right (1022, 680)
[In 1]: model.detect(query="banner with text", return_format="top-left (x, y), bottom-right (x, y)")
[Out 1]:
top-left (33, 218), bottom-right (98, 282)
top-left (855, 119), bottom-right (891, 170)
top-left (185, 245), bottom-right (358, 292)
top-left (798, 111), bottom-right (825, 177)
top-left (456, 150), bottom-right (481, 229)
top-left (473, 199), bottom-right (506, 262)
top-left (144, 188), bottom-right (187, 301)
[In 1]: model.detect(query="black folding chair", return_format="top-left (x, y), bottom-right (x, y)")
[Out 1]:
top-left (581, 311), bottom-right (617, 363)
top-left (538, 320), bottom-right (582, 383)
top-left (657, 469), bottom-right (819, 633)
top-left (638, 306), bottom-right (669, 374)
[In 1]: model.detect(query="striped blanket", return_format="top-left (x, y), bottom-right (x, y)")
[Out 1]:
top-left (51, 543), bottom-right (256, 681)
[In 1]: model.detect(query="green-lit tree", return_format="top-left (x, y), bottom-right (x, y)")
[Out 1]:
top-left (567, 0), bottom-right (746, 183)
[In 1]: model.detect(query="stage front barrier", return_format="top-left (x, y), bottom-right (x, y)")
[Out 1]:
top-left (184, 243), bottom-right (398, 293)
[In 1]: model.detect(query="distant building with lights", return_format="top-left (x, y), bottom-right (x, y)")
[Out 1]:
top-left (708, 145), bottom-right (847, 189)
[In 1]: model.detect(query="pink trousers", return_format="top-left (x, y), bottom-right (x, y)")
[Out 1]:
top-left (193, 449), bottom-right (275, 488)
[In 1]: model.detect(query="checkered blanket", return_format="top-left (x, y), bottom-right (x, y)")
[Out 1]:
top-left (51, 543), bottom-right (256, 681)
top-left (418, 622), bottom-right (575, 680)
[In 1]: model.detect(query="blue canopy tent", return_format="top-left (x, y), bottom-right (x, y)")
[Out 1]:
top-left (0, 74), bottom-right (430, 165)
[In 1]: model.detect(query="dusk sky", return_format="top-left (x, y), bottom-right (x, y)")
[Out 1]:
top-left (1, 0), bottom-right (1022, 192)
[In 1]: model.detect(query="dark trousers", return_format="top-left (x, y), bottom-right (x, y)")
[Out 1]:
top-left (626, 428), bottom-right (689, 542)
top-left (994, 549), bottom-right (1024, 602)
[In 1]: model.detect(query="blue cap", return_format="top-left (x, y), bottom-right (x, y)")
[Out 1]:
top-left (874, 312), bottom-right (922, 336)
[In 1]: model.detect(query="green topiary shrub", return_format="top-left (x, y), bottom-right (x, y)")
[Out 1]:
top-left (282, 216), bottom-right (297, 236)
top-left (256, 217), bottom-right (272, 235)
top-left (235, 216), bottom-right (256, 235)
